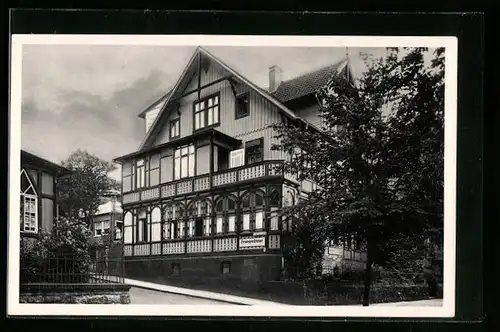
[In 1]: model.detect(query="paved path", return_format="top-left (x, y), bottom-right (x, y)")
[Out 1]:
top-left (129, 287), bottom-right (227, 305)
top-left (122, 277), bottom-right (287, 305)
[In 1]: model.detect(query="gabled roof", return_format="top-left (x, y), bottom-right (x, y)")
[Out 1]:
top-left (21, 149), bottom-right (71, 176)
top-left (137, 90), bottom-right (173, 119)
top-left (133, 46), bottom-right (355, 153)
top-left (138, 46), bottom-right (304, 150)
top-left (271, 60), bottom-right (351, 103)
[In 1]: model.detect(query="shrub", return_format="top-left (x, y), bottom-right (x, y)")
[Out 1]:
top-left (20, 217), bottom-right (93, 283)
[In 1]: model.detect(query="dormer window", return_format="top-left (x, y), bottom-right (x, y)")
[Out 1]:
top-left (194, 93), bottom-right (220, 131)
top-left (170, 118), bottom-right (180, 139)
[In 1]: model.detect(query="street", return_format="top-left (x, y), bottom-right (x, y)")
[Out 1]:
top-left (129, 287), bottom-right (229, 305)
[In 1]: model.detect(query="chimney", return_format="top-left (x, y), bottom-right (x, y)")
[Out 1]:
top-left (269, 65), bottom-right (283, 92)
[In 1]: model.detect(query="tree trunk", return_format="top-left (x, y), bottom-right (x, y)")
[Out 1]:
top-left (362, 246), bottom-right (373, 306)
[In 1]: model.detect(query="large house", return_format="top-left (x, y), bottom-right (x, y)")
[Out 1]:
top-left (113, 47), bottom-right (364, 283)
top-left (92, 190), bottom-right (123, 241)
top-left (20, 150), bottom-right (70, 238)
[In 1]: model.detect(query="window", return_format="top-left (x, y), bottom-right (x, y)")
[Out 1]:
top-left (136, 159), bottom-right (146, 189)
top-left (124, 212), bottom-right (133, 244)
top-left (215, 196), bottom-right (237, 234)
top-left (94, 220), bottom-right (111, 237)
top-left (235, 93), bottom-right (249, 119)
top-left (229, 149), bottom-right (245, 168)
top-left (245, 138), bottom-right (263, 165)
top-left (151, 207), bottom-right (162, 242)
top-left (221, 261), bottom-right (231, 275)
top-left (115, 220), bottom-right (123, 240)
top-left (194, 94), bottom-right (220, 130)
top-left (20, 169), bottom-right (38, 233)
top-left (171, 263), bottom-right (181, 275)
top-left (149, 154), bottom-right (160, 187)
top-left (282, 190), bottom-right (295, 232)
top-left (241, 191), bottom-right (265, 232)
top-left (170, 118), bottom-right (180, 139)
top-left (186, 199), bottom-right (211, 238)
top-left (163, 203), bottom-right (183, 240)
top-left (174, 144), bottom-right (195, 180)
top-left (136, 209), bottom-right (148, 242)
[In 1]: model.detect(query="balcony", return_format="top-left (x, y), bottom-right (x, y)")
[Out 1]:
top-left (123, 234), bottom-right (282, 257)
top-left (122, 160), bottom-right (284, 205)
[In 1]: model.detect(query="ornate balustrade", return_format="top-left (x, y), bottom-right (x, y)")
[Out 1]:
top-left (123, 234), bottom-right (281, 257)
top-left (122, 160), bottom-right (284, 205)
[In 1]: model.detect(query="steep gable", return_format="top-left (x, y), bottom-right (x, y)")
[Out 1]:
top-left (138, 47), bottom-right (302, 150)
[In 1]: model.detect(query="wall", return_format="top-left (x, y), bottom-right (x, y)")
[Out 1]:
top-left (123, 253), bottom-right (282, 289)
top-left (20, 285), bottom-right (131, 304)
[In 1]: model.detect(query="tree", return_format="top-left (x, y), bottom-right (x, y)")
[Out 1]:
top-left (20, 216), bottom-right (93, 283)
top-left (271, 47), bottom-right (444, 306)
top-left (58, 149), bottom-right (119, 225)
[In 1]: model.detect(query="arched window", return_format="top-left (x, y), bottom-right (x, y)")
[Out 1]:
top-left (151, 207), bottom-right (161, 242)
top-left (123, 212), bottom-right (133, 244)
top-left (215, 195), bottom-right (237, 234)
top-left (186, 199), bottom-right (212, 237)
top-left (163, 202), bottom-right (183, 239)
top-left (241, 191), bottom-right (265, 232)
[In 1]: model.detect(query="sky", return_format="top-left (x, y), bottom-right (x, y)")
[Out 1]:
top-left (19, 44), bottom-right (434, 181)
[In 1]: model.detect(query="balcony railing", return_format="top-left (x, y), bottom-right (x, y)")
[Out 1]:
top-left (123, 234), bottom-right (282, 257)
top-left (122, 160), bottom-right (284, 205)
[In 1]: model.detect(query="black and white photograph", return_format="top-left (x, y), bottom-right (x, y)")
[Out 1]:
top-left (8, 35), bottom-right (457, 317)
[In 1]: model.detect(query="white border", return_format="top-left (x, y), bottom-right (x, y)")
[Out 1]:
top-left (8, 34), bottom-right (457, 318)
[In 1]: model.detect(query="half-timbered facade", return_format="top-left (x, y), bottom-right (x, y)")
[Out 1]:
top-left (20, 150), bottom-right (70, 238)
top-left (113, 47), bottom-right (362, 282)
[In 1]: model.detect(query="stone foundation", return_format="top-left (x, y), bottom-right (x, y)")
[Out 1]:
top-left (20, 283), bottom-right (131, 304)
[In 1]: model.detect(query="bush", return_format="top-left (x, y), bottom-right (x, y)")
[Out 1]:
top-left (20, 217), bottom-right (93, 284)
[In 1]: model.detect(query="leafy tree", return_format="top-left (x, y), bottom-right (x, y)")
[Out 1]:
top-left (58, 149), bottom-right (119, 225)
top-left (272, 47), bottom-right (444, 305)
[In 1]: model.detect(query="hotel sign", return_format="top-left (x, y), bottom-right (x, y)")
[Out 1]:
top-left (239, 236), bottom-right (266, 249)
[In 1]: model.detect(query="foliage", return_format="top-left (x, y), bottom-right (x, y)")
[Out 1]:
top-left (58, 149), bottom-right (119, 223)
top-left (20, 216), bottom-right (93, 283)
top-left (271, 47), bottom-right (445, 304)
top-left (282, 219), bottom-right (325, 280)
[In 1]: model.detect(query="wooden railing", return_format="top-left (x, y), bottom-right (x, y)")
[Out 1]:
top-left (123, 234), bottom-right (281, 257)
top-left (122, 160), bottom-right (284, 205)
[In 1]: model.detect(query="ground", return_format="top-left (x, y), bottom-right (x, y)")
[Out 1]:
top-left (128, 287), bottom-right (228, 305)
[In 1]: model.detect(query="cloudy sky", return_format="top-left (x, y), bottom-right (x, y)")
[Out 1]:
top-left (19, 44), bottom-right (414, 180)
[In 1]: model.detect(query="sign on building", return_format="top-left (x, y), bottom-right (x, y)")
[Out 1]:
top-left (239, 236), bottom-right (265, 249)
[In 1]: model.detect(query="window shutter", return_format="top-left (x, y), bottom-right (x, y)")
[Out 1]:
top-left (230, 149), bottom-right (245, 168)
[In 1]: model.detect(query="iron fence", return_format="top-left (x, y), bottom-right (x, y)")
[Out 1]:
top-left (21, 254), bottom-right (125, 285)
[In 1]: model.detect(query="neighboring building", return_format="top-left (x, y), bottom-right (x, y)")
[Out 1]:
top-left (92, 190), bottom-right (124, 242)
top-left (112, 46), bottom-right (358, 283)
top-left (20, 150), bottom-right (71, 238)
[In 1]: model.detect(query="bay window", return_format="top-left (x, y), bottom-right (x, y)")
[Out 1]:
top-left (194, 94), bottom-right (220, 131)
top-left (174, 144), bottom-right (195, 180)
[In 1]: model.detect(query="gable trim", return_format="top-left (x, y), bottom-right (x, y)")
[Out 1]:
top-left (139, 46), bottom-right (302, 151)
